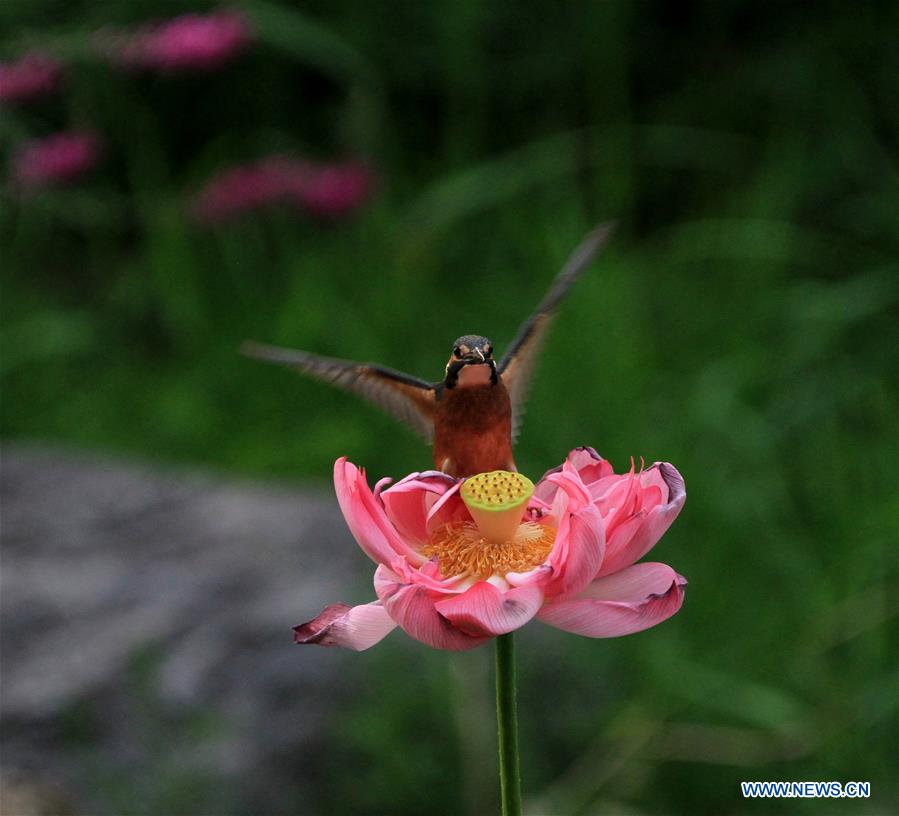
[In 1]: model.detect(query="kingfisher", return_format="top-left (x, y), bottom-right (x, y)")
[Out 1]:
top-left (242, 223), bottom-right (614, 478)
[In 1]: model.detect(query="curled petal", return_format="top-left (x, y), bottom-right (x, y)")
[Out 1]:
top-left (535, 447), bottom-right (613, 503)
top-left (542, 503), bottom-right (605, 600)
top-left (334, 458), bottom-right (424, 565)
top-left (388, 556), bottom-right (469, 594)
top-left (538, 562), bottom-right (686, 638)
top-left (425, 481), bottom-right (468, 532)
top-left (293, 601), bottom-right (397, 650)
top-left (377, 470), bottom-right (458, 545)
top-left (505, 563), bottom-right (553, 588)
top-left (544, 460), bottom-right (593, 512)
top-left (434, 581), bottom-right (544, 637)
top-left (593, 460), bottom-right (641, 519)
top-left (375, 565), bottom-right (488, 651)
top-left (577, 562), bottom-right (686, 601)
top-left (566, 446), bottom-right (614, 482)
top-left (597, 462), bottom-right (686, 576)
top-left (373, 475), bottom-right (394, 494)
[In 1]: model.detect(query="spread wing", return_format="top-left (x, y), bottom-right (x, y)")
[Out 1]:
top-left (241, 341), bottom-right (437, 442)
top-left (499, 222), bottom-right (615, 441)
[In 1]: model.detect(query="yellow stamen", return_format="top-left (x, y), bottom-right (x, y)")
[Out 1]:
top-left (421, 521), bottom-right (556, 581)
top-left (420, 470), bottom-right (555, 580)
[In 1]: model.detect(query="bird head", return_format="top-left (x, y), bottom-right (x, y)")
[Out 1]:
top-left (444, 334), bottom-right (497, 388)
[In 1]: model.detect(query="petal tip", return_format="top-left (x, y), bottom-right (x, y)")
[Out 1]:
top-left (293, 601), bottom-right (397, 650)
top-left (293, 603), bottom-right (352, 646)
top-left (574, 445), bottom-right (604, 460)
top-left (647, 576), bottom-right (687, 602)
top-left (655, 462), bottom-right (686, 504)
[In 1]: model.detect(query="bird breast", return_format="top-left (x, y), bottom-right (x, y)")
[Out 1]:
top-left (433, 380), bottom-right (514, 478)
top-left (455, 363), bottom-right (494, 387)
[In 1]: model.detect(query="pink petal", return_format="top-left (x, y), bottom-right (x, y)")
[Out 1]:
top-left (293, 601), bottom-right (396, 650)
top-left (566, 446), bottom-right (615, 482)
top-left (587, 473), bottom-right (626, 503)
top-left (334, 458), bottom-right (424, 566)
top-left (597, 463), bottom-right (685, 576)
top-left (535, 447), bottom-right (613, 503)
top-left (434, 581), bottom-right (544, 637)
top-left (386, 556), bottom-right (469, 594)
top-left (375, 565), bottom-right (488, 651)
top-left (594, 464), bottom-right (660, 550)
top-left (377, 470), bottom-right (457, 544)
top-left (505, 563), bottom-right (553, 588)
top-left (542, 503), bottom-right (605, 599)
top-left (425, 481), bottom-right (468, 532)
top-left (639, 463), bottom-right (672, 500)
top-left (538, 562), bottom-right (686, 638)
top-left (576, 562), bottom-right (686, 600)
top-left (543, 460), bottom-right (593, 512)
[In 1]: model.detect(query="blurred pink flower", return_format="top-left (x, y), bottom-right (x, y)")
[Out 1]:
top-left (191, 156), bottom-right (373, 224)
top-left (103, 9), bottom-right (252, 73)
top-left (295, 448), bottom-right (686, 652)
top-left (295, 162), bottom-right (374, 217)
top-left (13, 131), bottom-right (100, 189)
top-left (0, 53), bottom-right (62, 104)
top-left (190, 156), bottom-right (298, 222)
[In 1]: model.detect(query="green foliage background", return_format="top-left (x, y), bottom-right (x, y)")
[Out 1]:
top-left (2, 1), bottom-right (897, 814)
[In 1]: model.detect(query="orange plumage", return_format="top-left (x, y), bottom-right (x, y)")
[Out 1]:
top-left (433, 376), bottom-right (513, 477)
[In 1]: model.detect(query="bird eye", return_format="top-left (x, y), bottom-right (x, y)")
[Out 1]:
top-left (484, 345), bottom-right (493, 357)
top-left (453, 346), bottom-right (462, 358)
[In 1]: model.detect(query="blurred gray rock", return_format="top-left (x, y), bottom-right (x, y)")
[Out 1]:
top-left (0, 444), bottom-right (374, 814)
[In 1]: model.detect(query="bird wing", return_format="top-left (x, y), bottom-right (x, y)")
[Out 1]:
top-left (499, 222), bottom-right (615, 441)
top-left (241, 341), bottom-right (437, 442)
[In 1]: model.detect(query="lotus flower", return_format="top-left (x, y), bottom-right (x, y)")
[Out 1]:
top-left (101, 9), bottom-right (251, 74)
top-left (12, 131), bottom-right (100, 190)
top-left (0, 53), bottom-right (62, 105)
top-left (295, 447), bottom-right (686, 651)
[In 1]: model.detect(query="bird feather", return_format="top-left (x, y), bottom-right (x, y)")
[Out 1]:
top-left (499, 222), bottom-right (615, 441)
top-left (241, 342), bottom-right (437, 442)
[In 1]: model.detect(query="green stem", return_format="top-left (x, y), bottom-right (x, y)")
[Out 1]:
top-left (495, 632), bottom-right (522, 816)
